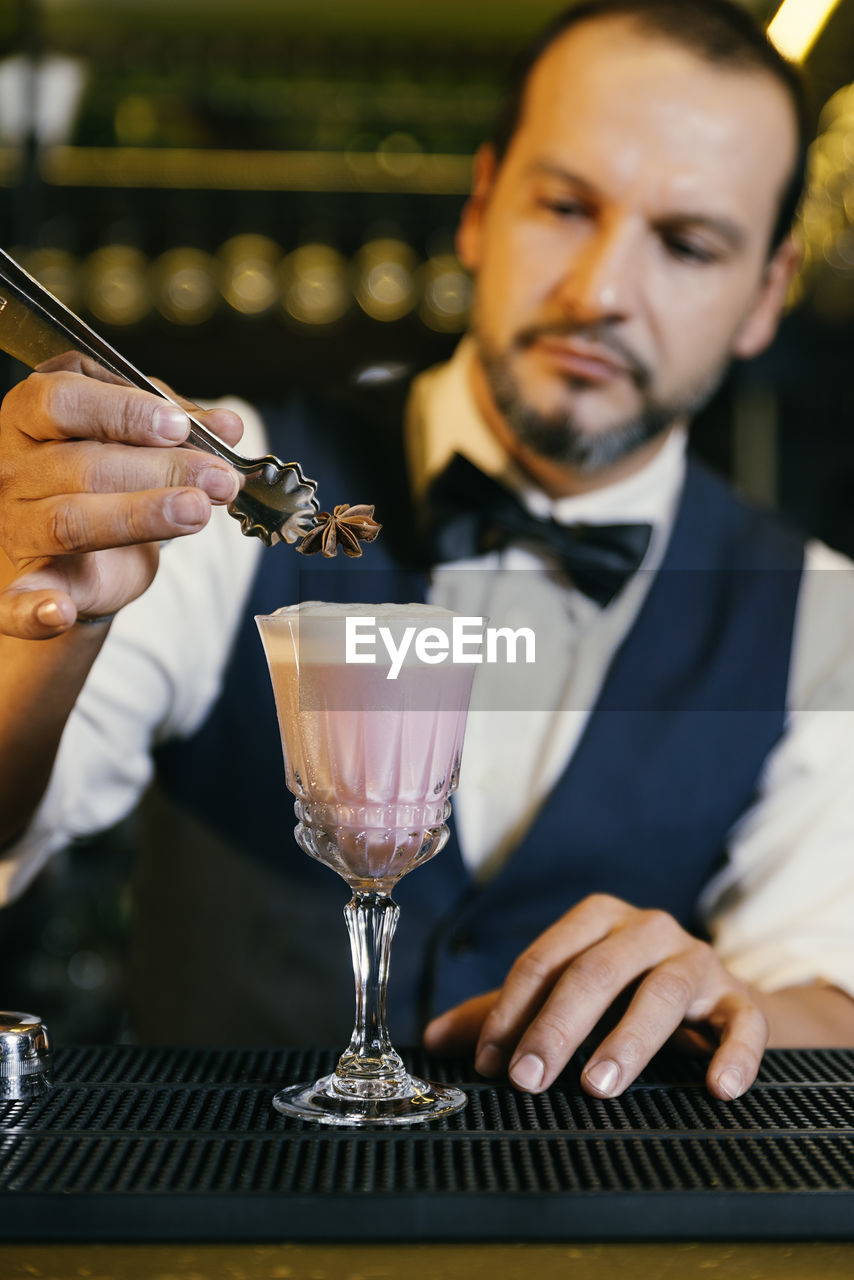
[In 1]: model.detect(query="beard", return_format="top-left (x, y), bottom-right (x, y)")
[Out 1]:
top-left (475, 322), bottom-right (729, 474)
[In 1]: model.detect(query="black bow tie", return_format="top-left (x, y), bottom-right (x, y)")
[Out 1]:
top-left (421, 453), bottom-right (652, 607)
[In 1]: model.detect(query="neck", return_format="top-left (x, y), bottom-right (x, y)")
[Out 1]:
top-left (469, 354), bottom-right (681, 499)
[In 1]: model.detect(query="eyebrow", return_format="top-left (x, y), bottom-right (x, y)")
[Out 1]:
top-left (526, 161), bottom-right (748, 252)
top-left (527, 162), bottom-right (599, 195)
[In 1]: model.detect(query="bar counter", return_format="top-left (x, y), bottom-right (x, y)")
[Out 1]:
top-left (1, 1240), bottom-right (854, 1279)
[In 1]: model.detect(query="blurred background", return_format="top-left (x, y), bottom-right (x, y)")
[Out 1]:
top-left (1, 0), bottom-right (853, 1042)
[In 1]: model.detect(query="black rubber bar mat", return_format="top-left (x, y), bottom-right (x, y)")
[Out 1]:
top-left (0, 1046), bottom-right (852, 1242)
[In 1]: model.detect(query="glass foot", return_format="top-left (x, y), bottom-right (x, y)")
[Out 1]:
top-left (273, 1072), bottom-right (467, 1126)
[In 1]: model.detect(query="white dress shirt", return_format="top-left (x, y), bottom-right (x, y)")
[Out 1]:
top-left (5, 349), bottom-right (854, 1001)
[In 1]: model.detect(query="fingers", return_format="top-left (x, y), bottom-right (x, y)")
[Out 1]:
top-left (147, 378), bottom-right (244, 448)
top-left (188, 404), bottom-right (245, 447)
top-left (36, 351), bottom-right (131, 382)
top-left (6, 371), bottom-right (190, 446)
top-left (21, 440), bottom-right (239, 509)
top-left (0, 534), bottom-right (163, 639)
top-left (426, 975), bottom-right (767, 1104)
top-left (425, 897), bottom-right (767, 1105)
top-left (32, 356), bottom-right (246, 448)
top-left (423, 991), bottom-right (499, 1055)
top-left (0, 365), bottom-right (246, 638)
top-left (5, 370), bottom-right (244, 450)
top-left (470, 896), bottom-right (764, 1101)
top-left (0, 580), bottom-right (78, 640)
top-left (704, 996), bottom-right (768, 1100)
top-left (18, 488), bottom-right (219, 562)
top-left (472, 894), bottom-right (631, 1082)
top-left (578, 944), bottom-right (722, 1097)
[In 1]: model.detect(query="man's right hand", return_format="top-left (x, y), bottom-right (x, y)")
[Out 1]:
top-left (0, 354), bottom-right (243, 639)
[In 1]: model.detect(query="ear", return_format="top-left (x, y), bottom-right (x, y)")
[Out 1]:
top-left (455, 144), bottom-right (499, 273)
top-left (732, 236), bottom-right (802, 360)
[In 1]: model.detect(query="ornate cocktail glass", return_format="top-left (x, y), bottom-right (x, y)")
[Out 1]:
top-left (256, 603), bottom-right (479, 1125)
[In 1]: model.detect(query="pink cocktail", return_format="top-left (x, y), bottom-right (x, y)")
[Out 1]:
top-left (256, 602), bottom-right (479, 1125)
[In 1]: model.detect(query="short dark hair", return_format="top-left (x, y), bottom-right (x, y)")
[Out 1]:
top-left (490, 0), bottom-right (811, 255)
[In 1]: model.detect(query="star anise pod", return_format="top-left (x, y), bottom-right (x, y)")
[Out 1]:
top-left (296, 503), bottom-right (382, 558)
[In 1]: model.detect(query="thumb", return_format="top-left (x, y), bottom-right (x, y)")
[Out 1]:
top-left (0, 574), bottom-right (78, 639)
top-left (423, 990), bottom-right (500, 1055)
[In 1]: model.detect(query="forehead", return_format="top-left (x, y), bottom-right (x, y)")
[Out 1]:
top-left (508, 17), bottom-right (798, 233)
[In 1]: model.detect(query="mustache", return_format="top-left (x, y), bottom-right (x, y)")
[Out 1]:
top-left (513, 321), bottom-right (651, 390)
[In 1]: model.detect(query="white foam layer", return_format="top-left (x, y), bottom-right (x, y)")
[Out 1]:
top-left (270, 601), bottom-right (458, 622)
top-left (260, 602), bottom-right (471, 671)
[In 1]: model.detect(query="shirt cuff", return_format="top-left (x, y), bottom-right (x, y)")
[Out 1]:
top-left (723, 945), bottom-right (854, 1004)
top-left (0, 822), bottom-right (66, 905)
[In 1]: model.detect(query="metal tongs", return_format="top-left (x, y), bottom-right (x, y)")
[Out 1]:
top-left (0, 246), bottom-right (319, 546)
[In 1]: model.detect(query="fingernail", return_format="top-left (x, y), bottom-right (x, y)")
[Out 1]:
top-left (717, 1068), bottom-right (744, 1100)
top-left (584, 1058), bottom-right (621, 1096)
top-left (165, 489), bottom-right (206, 527)
top-left (153, 407), bottom-right (189, 442)
top-left (475, 1042), bottom-right (505, 1078)
top-left (509, 1053), bottom-right (544, 1092)
top-left (36, 601), bottom-right (63, 627)
top-left (197, 466), bottom-right (239, 502)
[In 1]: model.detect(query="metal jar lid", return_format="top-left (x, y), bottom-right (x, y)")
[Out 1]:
top-left (0, 1012), bottom-right (52, 1100)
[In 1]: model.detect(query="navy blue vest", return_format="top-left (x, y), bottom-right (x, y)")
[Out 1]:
top-left (154, 392), bottom-right (804, 1040)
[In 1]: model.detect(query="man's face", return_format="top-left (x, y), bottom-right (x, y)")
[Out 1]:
top-left (458, 17), bottom-right (799, 476)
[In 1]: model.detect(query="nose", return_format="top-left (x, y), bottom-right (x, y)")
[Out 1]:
top-left (556, 215), bottom-right (642, 325)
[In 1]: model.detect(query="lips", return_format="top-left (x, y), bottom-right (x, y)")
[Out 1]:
top-left (533, 337), bottom-right (631, 383)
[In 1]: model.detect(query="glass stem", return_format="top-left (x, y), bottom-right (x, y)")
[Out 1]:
top-left (335, 890), bottom-right (408, 1090)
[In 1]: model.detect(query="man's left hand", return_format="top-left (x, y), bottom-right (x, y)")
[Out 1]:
top-left (423, 893), bottom-right (767, 1100)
